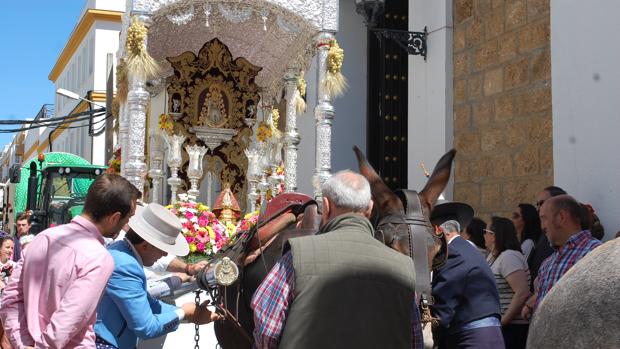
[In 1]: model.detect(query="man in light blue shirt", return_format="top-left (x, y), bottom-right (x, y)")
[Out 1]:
top-left (94, 204), bottom-right (219, 349)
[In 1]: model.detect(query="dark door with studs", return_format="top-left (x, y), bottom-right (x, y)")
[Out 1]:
top-left (366, 0), bottom-right (409, 191)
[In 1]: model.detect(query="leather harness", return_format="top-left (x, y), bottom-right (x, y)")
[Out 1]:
top-left (377, 189), bottom-right (447, 320)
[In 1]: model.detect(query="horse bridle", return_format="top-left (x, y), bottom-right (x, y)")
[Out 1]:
top-left (376, 189), bottom-right (448, 314)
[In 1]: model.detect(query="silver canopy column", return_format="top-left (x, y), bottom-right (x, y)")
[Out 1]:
top-left (124, 8), bottom-right (152, 194)
top-left (283, 67), bottom-right (300, 192)
top-left (312, 0), bottom-right (339, 202)
top-left (312, 31), bottom-right (335, 202)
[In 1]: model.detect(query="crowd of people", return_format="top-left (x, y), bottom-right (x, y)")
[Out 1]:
top-left (0, 171), bottom-right (613, 349)
top-left (426, 186), bottom-right (606, 349)
top-left (0, 174), bottom-right (219, 349)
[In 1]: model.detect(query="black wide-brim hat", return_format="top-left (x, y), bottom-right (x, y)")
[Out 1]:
top-left (430, 200), bottom-right (475, 228)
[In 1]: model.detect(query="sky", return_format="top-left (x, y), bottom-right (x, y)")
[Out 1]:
top-left (0, 1), bottom-right (84, 149)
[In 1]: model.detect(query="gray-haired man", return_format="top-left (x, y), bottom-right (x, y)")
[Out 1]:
top-left (430, 206), bottom-right (503, 348)
top-left (251, 170), bottom-right (424, 349)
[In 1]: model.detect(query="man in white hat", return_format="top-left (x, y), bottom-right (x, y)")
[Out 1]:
top-left (94, 204), bottom-right (220, 349)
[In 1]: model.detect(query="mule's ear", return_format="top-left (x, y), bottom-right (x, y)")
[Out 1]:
top-left (353, 146), bottom-right (404, 215)
top-left (419, 149), bottom-right (457, 209)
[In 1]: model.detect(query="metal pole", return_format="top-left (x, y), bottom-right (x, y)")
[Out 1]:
top-left (105, 53), bottom-right (114, 164)
top-left (283, 67), bottom-right (300, 192)
top-left (312, 32), bottom-right (336, 202)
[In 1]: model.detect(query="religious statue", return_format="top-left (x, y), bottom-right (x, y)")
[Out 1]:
top-left (170, 92), bottom-right (182, 114)
top-left (247, 103), bottom-right (255, 118)
top-left (212, 183), bottom-right (241, 226)
top-left (199, 85), bottom-right (228, 127)
top-left (172, 98), bottom-right (181, 113)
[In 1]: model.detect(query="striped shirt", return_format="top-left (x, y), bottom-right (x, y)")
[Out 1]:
top-left (251, 252), bottom-right (424, 349)
top-left (488, 250), bottom-right (530, 324)
top-left (535, 230), bottom-right (601, 307)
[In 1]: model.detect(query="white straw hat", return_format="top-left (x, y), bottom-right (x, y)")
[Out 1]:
top-left (128, 203), bottom-right (189, 256)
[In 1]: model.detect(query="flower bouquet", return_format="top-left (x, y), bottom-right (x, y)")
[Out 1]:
top-left (158, 113), bottom-right (174, 134)
top-left (167, 195), bottom-right (238, 263)
top-left (107, 148), bottom-right (121, 174)
top-left (236, 210), bottom-right (260, 233)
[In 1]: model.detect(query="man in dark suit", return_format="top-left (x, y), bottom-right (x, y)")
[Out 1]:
top-left (430, 202), bottom-right (504, 348)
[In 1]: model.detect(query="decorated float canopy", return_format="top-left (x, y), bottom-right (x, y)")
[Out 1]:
top-left (122, 0), bottom-right (338, 98)
top-left (118, 0), bottom-right (344, 213)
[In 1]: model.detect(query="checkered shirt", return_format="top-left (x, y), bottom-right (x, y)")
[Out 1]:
top-left (251, 252), bottom-right (424, 349)
top-left (535, 230), bottom-right (601, 307)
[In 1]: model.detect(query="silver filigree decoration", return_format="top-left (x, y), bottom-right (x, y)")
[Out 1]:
top-left (321, 0), bottom-right (339, 31)
top-left (283, 68), bottom-right (300, 192)
top-left (259, 9), bottom-right (269, 31)
top-left (146, 0), bottom-right (326, 29)
top-left (217, 3), bottom-right (252, 23)
top-left (166, 4), bottom-right (194, 25)
top-left (277, 15), bottom-right (300, 33)
top-left (140, 0), bottom-right (329, 97)
top-left (313, 32), bottom-right (336, 201)
top-left (203, 3), bottom-right (212, 27)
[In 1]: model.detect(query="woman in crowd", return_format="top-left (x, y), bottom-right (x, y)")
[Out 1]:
top-left (0, 236), bottom-right (15, 293)
top-left (511, 204), bottom-right (541, 260)
top-left (464, 217), bottom-right (488, 257)
top-left (0, 236), bottom-right (12, 349)
top-left (484, 217), bottom-right (531, 349)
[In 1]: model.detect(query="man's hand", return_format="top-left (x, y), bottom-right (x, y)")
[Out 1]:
top-left (521, 293), bottom-right (537, 320)
top-left (182, 300), bottom-right (222, 325)
top-left (174, 272), bottom-right (192, 283)
top-left (521, 303), bottom-right (533, 320)
top-left (187, 260), bottom-right (208, 276)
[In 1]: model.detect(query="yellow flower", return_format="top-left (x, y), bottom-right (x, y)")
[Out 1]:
top-left (206, 226), bottom-right (215, 240)
top-left (197, 204), bottom-right (209, 212)
top-left (158, 114), bottom-right (174, 133)
top-left (226, 222), bottom-right (237, 236)
top-left (165, 205), bottom-right (173, 209)
top-left (256, 121), bottom-right (272, 142)
top-left (189, 244), bottom-right (197, 253)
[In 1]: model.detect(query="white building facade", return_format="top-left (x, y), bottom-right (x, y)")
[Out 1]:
top-left (21, 0), bottom-right (125, 165)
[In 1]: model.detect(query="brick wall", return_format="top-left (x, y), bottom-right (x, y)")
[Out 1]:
top-left (452, 0), bottom-right (553, 219)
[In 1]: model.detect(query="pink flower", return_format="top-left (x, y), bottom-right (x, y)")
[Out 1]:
top-left (198, 215), bottom-right (209, 227)
top-left (214, 228), bottom-right (223, 242)
top-left (216, 237), bottom-right (229, 249)
top-left (196, 242), bottom-right (205, 253)
top-left (185, 236), bottom-right (195, 243)
top-left (185, 211), bottom-right (194, 220)
top-left (183, 221), bottom-right (194, 232)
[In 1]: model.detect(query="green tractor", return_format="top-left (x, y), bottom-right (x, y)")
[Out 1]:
top-left (4, 152), bottom-right (107, 235)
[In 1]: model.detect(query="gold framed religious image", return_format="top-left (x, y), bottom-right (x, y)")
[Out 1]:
top-left (197, 84), bottom-right (229, 128)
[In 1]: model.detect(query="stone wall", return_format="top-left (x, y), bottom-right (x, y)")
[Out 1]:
top-left (452, 0), bottom-right (553, 220)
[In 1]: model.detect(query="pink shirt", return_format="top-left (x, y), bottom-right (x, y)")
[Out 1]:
top-left (0, 216), bottom-right (114, 348)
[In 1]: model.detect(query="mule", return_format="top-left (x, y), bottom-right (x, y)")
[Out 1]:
top-left (211, 147), bottom-right (457, 348)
